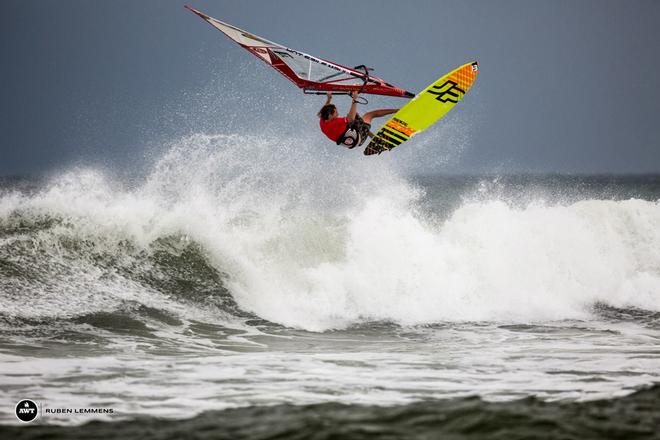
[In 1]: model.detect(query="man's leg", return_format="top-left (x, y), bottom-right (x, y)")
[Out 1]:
top-left (362, 109), bottom-right (398, 124)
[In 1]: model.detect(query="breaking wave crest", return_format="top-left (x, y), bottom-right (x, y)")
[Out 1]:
top-left (1, 134), bottom-right (660, 331)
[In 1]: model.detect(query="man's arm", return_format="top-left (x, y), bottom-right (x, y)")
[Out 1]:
top-left (347, 91), bottom-right (359, 122)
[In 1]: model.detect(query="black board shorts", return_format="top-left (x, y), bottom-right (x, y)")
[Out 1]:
top-left (336, 114), bottom-right (371, 148)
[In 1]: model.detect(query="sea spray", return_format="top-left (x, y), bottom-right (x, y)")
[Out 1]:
top-left (1, 134), bottom-right (660, 331)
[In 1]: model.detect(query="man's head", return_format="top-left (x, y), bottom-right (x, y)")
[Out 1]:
top-left (318, 104), bottom-right (337, 121)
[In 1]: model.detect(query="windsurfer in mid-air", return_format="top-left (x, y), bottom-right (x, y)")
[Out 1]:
top-left (318, 91), bottom-right (398, 149)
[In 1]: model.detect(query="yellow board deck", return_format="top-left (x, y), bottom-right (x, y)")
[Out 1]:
top-left (364, 61), bottom-right (479, 156)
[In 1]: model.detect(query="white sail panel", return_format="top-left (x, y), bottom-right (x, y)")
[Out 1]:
top-left (271, 49), bottom-right (365, 85)
top-left (204, 17), bottom-right (275, 48)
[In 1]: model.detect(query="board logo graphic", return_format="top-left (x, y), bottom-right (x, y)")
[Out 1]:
top-left (386, 120), bottom-right (415, 137)
top-left (426, 80), bottom-right (466, 104)
top-left (15, 400), bottom-right (38, 423)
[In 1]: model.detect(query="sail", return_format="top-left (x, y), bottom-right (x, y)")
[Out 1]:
top-left (185, 6), bottom-right (414, 98)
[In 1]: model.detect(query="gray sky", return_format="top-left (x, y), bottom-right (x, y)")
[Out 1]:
top-left (2, 0), bottom-right (660, 176)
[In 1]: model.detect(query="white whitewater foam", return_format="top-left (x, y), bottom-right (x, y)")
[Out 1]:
top-left (1, 133), bottom-right (659, 330)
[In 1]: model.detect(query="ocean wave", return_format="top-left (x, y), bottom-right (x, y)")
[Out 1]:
top-left (1, 134), bottom-right (660, 331)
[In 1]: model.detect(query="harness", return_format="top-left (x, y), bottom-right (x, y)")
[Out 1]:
top-left (336, 124), bottom-right (363, 149)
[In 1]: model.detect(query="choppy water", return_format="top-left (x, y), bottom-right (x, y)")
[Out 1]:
top-left (1, 134), bottom-right (659, 437)
top-left (3, 386), bottom-right (660, 440)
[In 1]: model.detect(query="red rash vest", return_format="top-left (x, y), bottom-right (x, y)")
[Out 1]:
top-left (320, 117), bottom-right (348, 142)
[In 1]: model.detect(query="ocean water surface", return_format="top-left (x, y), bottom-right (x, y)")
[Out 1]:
top-left (1, 134), bottom-right (659, 438)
